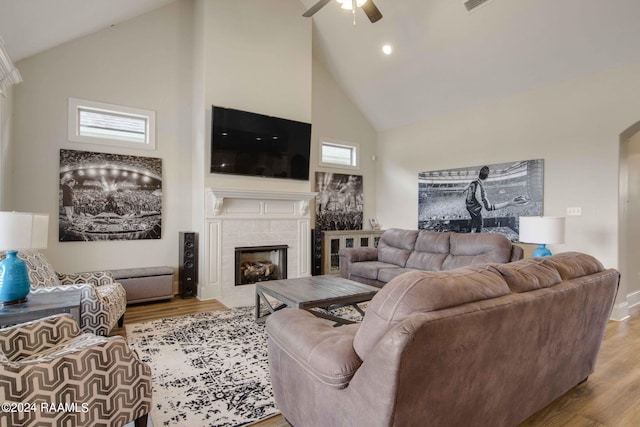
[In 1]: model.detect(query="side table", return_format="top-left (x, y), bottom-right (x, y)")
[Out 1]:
top-left (0, 289), bottom-right (82, 327)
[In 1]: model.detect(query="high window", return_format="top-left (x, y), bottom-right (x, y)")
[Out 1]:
top-left (320, 138), bottom-right (359, 170)
top-left (68, 98), bottom-right (156, 150)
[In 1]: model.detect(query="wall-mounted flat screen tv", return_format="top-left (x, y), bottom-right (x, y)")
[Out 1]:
top-left (210, 106), bottom-right (311, 180)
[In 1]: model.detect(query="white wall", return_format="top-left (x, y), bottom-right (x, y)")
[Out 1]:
top-left (377, 61), bottom-right (640, 317)
top-left (202, 0), bottom-right (312, 194)
top-left (12, 1), bottom-right (195, 272)
top-left (0, 86), bottom-right (14, 209)
top-left (310, 55), bottom-right (377, 227)
top-left (625, 130), bottom-right (640, 308)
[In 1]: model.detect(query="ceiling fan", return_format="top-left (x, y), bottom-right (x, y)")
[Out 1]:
top-left (303, 0), bottom-right (383, 24)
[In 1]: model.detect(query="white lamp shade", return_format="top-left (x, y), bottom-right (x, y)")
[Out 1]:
top-left (519, 216), bottom-right (565, 245)
top-left (0, 212), bottom-right (49, 250)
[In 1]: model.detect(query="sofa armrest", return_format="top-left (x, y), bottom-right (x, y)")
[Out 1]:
top-left (510, 245), bottom-right (524, 261)
top-left (58, 270), bottom-right (116, 286)
top-left (340, 247), bottom-right (379, 280)
top-left (266, 309), bottom-right (362, 389)
top-left (0, 314), bottom-right (81, 361)
top-left (339, 247), bottom-right (379, 263)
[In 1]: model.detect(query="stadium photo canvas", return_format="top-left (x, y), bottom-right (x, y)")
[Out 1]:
top-left (418, 159), bottom-right (543, 241)
top-left (315, 172), bottom-right (364, 230)
top-left (59, 149), bottom-right (162, 241)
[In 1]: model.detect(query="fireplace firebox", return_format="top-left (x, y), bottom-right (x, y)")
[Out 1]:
top-left (235, 245), bottom-right (288, 285)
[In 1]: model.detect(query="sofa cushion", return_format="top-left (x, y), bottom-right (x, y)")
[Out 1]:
top-left (353, 266), bottom-right (511, 359)
top-left (377, 229), bottom-right (419, 267)
top-left (544, 252), bottom-right (604, 280)
top-left (405, 231), bottom-right (450, 271)
top-left (492, 258), bottom-right (562, 292)
top-left (441, 232), bottom-right (513, 270)
top-left (377, 267), bottom-right (416, 283)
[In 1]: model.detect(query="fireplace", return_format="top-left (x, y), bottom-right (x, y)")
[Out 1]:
top-left (235, 245), bottom-right (288, 285)
top-left (204, 188), bottom-right (316, 307)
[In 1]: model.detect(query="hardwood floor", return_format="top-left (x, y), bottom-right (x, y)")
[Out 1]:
top-left (114, 298), bottom-right (640, 426)
top-left (110, 296), bottom-right (227, 339)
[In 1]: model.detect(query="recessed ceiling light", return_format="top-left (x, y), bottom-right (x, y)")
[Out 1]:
top-left (382, 44), bottom-right (393, 55)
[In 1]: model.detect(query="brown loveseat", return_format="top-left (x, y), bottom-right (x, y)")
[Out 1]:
top-left (339, 228), bottom-right (523, 287)
top-left (266, 252), bottom-right (619, 427)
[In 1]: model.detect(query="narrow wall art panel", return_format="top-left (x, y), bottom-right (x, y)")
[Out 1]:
top-left (59, 149), bottom-right (162, 241)
top-left (418, 159), bottom-right (543, 241)
top-left (315, 172), bottom-right (363, 230)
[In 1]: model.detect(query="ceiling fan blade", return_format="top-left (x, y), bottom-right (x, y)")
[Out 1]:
top-left (361, 0), bottom-right (383, 23)
top-left (302, 0), bottom-right (333, 17)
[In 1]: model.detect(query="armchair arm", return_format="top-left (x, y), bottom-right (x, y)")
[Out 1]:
top-left (31, 283), bottom-right (100, 302)
top-left (266, 309), bottom-right (362, 389)
top-left (57, 270), bottom-right (116, 286)
top-left (31, 282), bottom-right (127, 336)
top-left (0, 314), bottom-right (81, 361)
top-left (15, 333), bottom-right (114, 365)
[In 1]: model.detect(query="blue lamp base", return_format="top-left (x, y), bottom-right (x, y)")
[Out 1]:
top-left (0, 251), bottom-right (30, 306)
top-left (532, 244), bottom-right (552, 258)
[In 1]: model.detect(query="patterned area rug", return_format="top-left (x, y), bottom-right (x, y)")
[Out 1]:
top-left (126, 304), bottom-right (366, 427)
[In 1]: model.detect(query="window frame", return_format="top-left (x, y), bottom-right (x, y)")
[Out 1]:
top-left (68, 98), bottom-right (156, 150)
top-left (319, 138), bottom-right (360, 170)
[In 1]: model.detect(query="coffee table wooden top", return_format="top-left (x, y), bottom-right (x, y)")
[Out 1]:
top-left (256, 275), bottom-right (379, 310)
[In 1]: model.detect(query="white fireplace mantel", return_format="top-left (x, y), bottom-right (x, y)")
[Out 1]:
top-left (201, 188), bottom-right (317, 307)
top-left (206, 188), bottom-right (317, 217)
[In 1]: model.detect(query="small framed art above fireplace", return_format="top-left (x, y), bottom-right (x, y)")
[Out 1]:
top-left (235, 245), bottom-right (288, 286)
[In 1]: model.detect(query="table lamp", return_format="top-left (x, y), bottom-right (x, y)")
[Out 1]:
top-left (0, 212), bottom-right (49, 305)
top-left (518, 216), bottom-right (565, 257)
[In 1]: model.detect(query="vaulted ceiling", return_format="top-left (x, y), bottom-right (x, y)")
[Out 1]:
top-left (2, 0), bottom-right (640, 131)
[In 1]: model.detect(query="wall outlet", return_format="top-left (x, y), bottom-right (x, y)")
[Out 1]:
top-left (567, 207), bottom-right (582, 216)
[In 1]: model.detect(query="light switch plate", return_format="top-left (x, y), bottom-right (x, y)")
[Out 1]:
top-left (567, 207), bottom-right (582, 216)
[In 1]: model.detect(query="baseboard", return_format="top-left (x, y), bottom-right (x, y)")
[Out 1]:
top-left (218, 294), bottom-right (254, 308)
top-left (197, 283), bottom-right (221, 301)
top-left (628, 289), bottom-right (640, 310)
top-left (610, 301), bottom-right (630, 321)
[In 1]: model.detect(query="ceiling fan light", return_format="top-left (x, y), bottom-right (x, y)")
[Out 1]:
top-left (336, 0), bottom-right (367, 10)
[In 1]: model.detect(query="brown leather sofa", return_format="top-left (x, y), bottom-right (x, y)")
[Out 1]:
top-left (339, 228), bottom-right (523, 287)
top-left (266, 252), bottom-right (619, 427)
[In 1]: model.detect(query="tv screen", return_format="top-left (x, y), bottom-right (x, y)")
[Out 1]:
top-left (210, 106), bottom-right (311, 180)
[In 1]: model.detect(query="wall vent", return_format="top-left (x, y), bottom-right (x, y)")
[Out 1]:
top-left (463, 0), bottom-right (493, 12)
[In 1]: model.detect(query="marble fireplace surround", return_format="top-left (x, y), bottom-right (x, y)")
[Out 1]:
top-left (202, 188), bottom-right (317, 307)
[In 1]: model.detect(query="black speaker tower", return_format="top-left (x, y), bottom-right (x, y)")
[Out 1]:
top-left (311, 229), bottom-right (322, 276)
top-left (179, 232), bottom-right (198, 298)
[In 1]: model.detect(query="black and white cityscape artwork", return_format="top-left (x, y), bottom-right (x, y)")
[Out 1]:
top-left (315, 172), bottom-right (363, 230)
top-left (418, 159), bottom-right (543, 241)
top-left (59, 149), bottom-right (162, 241)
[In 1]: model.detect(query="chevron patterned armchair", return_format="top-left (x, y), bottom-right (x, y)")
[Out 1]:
top-left (1, 250), bottom-right (127, 336)
top-left (0, 313), bottom-right (152, 427)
